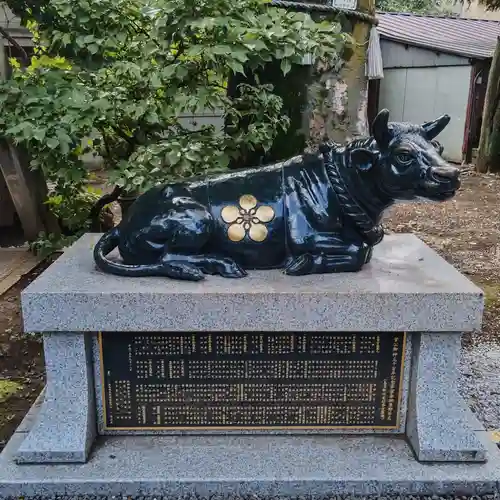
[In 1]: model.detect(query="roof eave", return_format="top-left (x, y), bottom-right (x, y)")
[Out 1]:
top-left (379, 34), bottom-right (490, 61)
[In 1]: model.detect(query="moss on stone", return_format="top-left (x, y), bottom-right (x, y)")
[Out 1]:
top-left (0, 379), bottom-right (23, 403)
top-left (479, 283), bottom-right (500, 307)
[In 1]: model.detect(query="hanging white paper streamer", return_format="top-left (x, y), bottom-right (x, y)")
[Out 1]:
top-left (366, 25), bottom-right (384, 80)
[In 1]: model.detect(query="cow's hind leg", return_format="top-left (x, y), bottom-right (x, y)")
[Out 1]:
top-left (285, 243), bottom-right (371, 276)
top-left (154, 203), bottom-right (246, 279)
top-left (162, 253), bottom-right (247, 278)
top-left (120, 197), bottom-right (247, 280)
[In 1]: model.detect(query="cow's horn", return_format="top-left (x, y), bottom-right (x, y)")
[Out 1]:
top-left (422, 115), bottom-right (450, 140)
top-left (372, 109), bottom-right (391, 149)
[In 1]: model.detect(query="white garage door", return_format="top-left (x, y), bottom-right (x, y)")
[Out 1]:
top-left (378, 65), bottom-right (472, 162)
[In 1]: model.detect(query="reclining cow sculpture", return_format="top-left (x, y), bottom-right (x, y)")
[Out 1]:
top-left (93, 109), bottom-right (460, 281)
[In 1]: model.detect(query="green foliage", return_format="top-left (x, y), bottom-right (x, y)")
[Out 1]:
top-left (0, 0), bottom-right (345, 201)
top-left (477, 0), bottom-right (500, 11)
top-left (0, 380), bottom-right (23, 404)
top-left (458, 0), bottom-right (500, 12)
top-left (376, 0), bottom-right (452, 13)
top-left (29, 232), bottom-right (81, 258)
top-left (484, 0), bottom-right (500, 10)
top-left (29, 185), bottom-right (109, 257)
top-left (44, 185), bottom-right (103, 232)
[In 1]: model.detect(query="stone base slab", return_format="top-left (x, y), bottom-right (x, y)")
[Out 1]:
top-left (1, 401), bottom-right (500, 498)
top-left (21, 233), bottom-right (484, 332)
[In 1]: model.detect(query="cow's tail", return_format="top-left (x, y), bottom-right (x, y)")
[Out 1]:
top-left (93, 227), bottom-right (166, 277)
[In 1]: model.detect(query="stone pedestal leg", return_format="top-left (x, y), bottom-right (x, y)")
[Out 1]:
top-left (406, 332), bottom-right (486, 463)
top-left (14, 332), bottom-right (96, 464)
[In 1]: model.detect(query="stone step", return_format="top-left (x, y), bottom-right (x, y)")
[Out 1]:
top-left (1, 398), bottom-right (499, 498)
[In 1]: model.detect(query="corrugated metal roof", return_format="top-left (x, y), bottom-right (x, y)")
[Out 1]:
top-left (377, 12), bottom-right (500, 60)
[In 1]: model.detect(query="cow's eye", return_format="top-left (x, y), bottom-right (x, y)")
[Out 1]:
top-left (397, 153), bottom-right (413, 166)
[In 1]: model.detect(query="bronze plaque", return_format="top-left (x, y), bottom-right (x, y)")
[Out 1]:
top-left (98, 332), bottom-right (405, 430)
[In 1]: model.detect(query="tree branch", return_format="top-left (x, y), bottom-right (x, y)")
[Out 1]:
top-left (0, 26), bottom-right (29, 64)
top-left (111, 125), bottom-right (135, 146)
top-left (101, 131), bottom-right (112, 161)
top-left (90, 185), bottom-right (123, 231)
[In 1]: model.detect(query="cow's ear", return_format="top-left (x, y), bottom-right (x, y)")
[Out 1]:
top-left (351, 148), bottom-right (378, 171)
top-left (431, 139), bottom-right (444, 155)
top-left (372, 109), bottom-right (391, 149)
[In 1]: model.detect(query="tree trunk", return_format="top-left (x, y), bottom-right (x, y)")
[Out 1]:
top-left (0, 141), bottom-right (60, 241)
top-left (0, 36), bottom-right (61, 241)
top-left (476, 36), bottom-right (500, 173)
top-left (307, 0), bottom-right (376, 146)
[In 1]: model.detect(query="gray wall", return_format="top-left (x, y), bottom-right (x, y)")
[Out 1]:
top-left (381, 40), bottom-right (470, 69)
top-left (0, 3), bottom-right (32, 46)
top-left (378, 40), bottom-right (472, 162)
top-left (0, 4), bottom-right (20, 28)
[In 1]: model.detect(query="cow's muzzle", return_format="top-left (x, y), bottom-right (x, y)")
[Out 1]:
top-left (420, 164), bottom-right (460, 201)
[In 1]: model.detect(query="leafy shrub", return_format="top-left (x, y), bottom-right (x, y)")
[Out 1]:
top-left (1, 0), bottom-right (345, 245)
top-left (30, 185), bottom-right (114, 256)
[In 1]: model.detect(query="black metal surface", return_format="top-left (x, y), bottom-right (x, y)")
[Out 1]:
top-left (100, 332), bottom-right (405, 430)
top-left (93, 109), bottom-right (460, 281)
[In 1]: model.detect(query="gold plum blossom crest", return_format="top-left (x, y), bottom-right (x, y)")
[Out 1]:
top-left (221, 195), bottom-right (275, 242)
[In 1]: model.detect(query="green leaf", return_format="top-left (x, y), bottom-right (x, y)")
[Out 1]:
top-left (175, 66), bottom-right (188, 79)
top-left (245, 39), bottom-right (267, 51)
top-left (116, 32), bottom-right (127, 44)
top-left (228, 61), bottom-right (245, 75)
top-left (93, 99), bottom-right (111, 110)
top-left (162, 65), bottom-right (176, 78)
top-left (47, 138), bottom-right (59, 149)
top-left (6, 122), bottom-right (28, 136)
top-left (217, 153), bottom-right (230, 168)
top-left (22, 123), bottom-right (34, 139)
top-left (280, 58), bottom-right (292, 76)
top-left (144, 41), bottom-right (157, 57)
top-left (146, 111), bottom-right (160, 124)
top-left (166, 151), bottom-right (181, 165)
top-left (231, 49), bottom-right (249, 63)
top-left (212, 45), bottom-right (229, 55)
top-left (185, 150), bottom-right (200, 162)
top-left (57, 130), bottom-right (72, 145)
top-left (88, 44), bottom-right (99, 55)
top-left (61, 33), bottom-right (72, 46)
top-left (186, 46), bottom-right (204, 57)
top-left (33, 129), bottom-right (46, 141)
top-left (150, 73), bottom-right (162, 89)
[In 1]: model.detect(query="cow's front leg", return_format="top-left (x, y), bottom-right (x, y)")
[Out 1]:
top-left (285, 243), bottom-right (372, 276)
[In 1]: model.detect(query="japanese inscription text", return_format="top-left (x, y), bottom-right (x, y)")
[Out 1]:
top-left (99, 332), bottom-right (406, 430)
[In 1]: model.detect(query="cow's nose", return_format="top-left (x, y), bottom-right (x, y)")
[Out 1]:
top-left (430, 165), bottom-right (459, 183)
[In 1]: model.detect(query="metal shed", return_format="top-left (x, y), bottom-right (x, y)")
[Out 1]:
top-left (371, 12), bottom-right (500, 163)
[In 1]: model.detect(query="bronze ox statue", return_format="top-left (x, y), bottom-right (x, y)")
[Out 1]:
top-left (93, 109), bottom-right (460, 281)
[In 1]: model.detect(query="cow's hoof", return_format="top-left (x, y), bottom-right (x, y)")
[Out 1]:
top-left (285, 254), bottom-right (314, 276)
top-left (219, 258), bottom-right (248, 278)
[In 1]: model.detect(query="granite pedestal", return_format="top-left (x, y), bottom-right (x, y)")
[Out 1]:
top-left (0, 232), bottom-right (494, 498)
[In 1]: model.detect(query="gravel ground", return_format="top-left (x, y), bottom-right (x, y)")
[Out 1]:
top-left (3, 496), bottom-right (500, 500)
top-left (384, 167), bottom-right (500, 435)
top-left (459, 342), bottom-right (500, 430)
